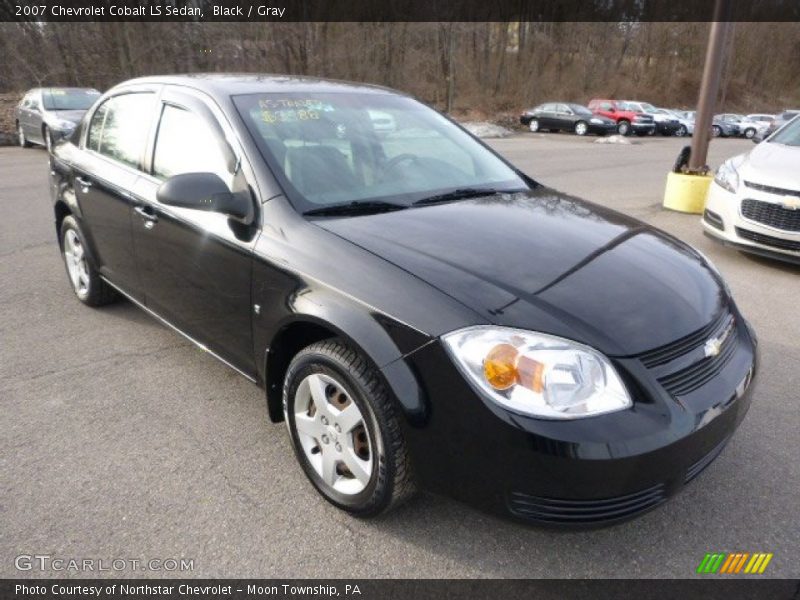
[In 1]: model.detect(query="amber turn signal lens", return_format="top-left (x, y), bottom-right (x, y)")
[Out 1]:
top-left (517, 354), bottom-right (545, 393)
top-left (483, 343), bottom-right (519, 390)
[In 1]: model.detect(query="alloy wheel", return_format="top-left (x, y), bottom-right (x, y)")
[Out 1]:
top-left (293, 373), bottom-right (373, 495)
top-left (676, 125), bottom-right (687, 137)
top-left (712, 126), bottom-right (722, 137)
top-left (617, 121), bottom-right (630, 136)
top-left (64, 229), bottom-right (90, 298)
top-left (18, 125), bottom-right (26, 147)
top-left (744, 128), bottom-right (755, 139)
top-left (575, 122), bottom-right (588, 136)
top-left (528, 119), bottom-right (539, 133)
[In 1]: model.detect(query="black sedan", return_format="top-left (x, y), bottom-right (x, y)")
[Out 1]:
top-left (50, 75), bottom-right (756, 526)
top-left (520, 103), bottom-right (617, 136)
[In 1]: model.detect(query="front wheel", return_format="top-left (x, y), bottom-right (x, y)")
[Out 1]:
top-left (43, 125), bottom-right (53, 153)
top-left (18, 124), bottom-right (31, 148)
top-left (616, 120), bottom-right (631, 136)
top-left (712, 125), bottom-right (722, 138)
top-left (574, 121), bottom-right (588, 136)
top-left (744, 128), bottom-right (756, 139)
top-left (284, 340), bottom-right (415, 517)
top-left (676, 125), bottom-right (688, 137)
top-left (528, 118), bottom-right (540, 133)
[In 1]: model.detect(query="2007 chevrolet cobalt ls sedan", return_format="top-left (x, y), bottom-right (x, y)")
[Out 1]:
top-left (49, 75), bottom-right (757, 526)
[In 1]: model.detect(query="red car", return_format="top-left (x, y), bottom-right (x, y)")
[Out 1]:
top-left (588, 99), bottom-right (656, 136)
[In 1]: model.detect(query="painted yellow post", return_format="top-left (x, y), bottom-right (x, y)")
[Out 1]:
top-left (662, 172), bottom-right (712, 214)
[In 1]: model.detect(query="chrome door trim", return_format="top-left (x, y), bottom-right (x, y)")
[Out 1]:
top-left (100, 276), bottom-right (257, 383)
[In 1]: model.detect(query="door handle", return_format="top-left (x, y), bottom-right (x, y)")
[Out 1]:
top-left (75, 176), bottom-right (92, 189)
top-left (134, 205), bottom-right (158, 228)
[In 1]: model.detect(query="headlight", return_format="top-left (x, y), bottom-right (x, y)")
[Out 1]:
top-left (714, 160), bottom-right (740, 193)
top-left (590, 118), bottom-right (603, 125)
top-left (53, 119), bottom-right (76, 130)
top-left (442, 326), bottom-right (632, 419)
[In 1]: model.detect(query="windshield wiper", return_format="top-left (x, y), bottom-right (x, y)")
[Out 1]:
top-left (412, 188), bottom-right (519, 206)
top-left (303, 200), bottom-right (407, 217)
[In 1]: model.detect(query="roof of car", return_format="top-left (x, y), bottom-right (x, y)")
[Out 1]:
top-left (116, 73), bottom-right (402, 97)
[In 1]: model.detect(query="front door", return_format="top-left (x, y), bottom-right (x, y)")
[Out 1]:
top-left (130, 92), bottom-right (258, 375)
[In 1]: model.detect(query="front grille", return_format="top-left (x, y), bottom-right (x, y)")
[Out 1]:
top-left (744, 180), bottom-right (800, 198)
top-left (657, 316), bottom-right (737, 396)
top-left (638, 311), bottom-right (731, 369)
top-left (508, 483), bottom-right (666, 525)
top-left (736, 227), bottom-right (800, 252)
top-left (634, 115), bottom-right (654, 123)
top-left (685, 437), bottom-right (730, 484)
top-left (741, 198), bottom-right (800, 232)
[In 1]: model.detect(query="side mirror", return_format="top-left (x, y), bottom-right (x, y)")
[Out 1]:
top-left (157, 172), bottom-right (254, 224)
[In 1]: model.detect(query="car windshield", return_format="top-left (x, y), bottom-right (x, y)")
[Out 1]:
top-left (769, 115), bottom-right (800, 146)
top-left (570, 104), bottom-right (593, 116)
top-left (234, 92), bottom-right (528, 212)
top-left (42, 88), bottom-right (100, 110)
top-left (616, 102), bottom-right (639, 111)
top-left (638, 103), bottom-right (657, 112)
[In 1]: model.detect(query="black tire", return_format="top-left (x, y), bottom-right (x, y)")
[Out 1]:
top-left (59, 215), bottom-right (117, 307)
top-left (574, 120), bottom-right (589, 136)
top-left (676, 125), bottom-right (688, 137)
top-left (43, 125), bottom-right (52, 153)
top-left (744, 128), bottom-right (756, 139)
top-left (712, 125), bottom-right (722, 138)
top-left (617, 120), bottom-right (631, 136)
top-left (17, 123), bottom-right (31, 148)
top-left (528, 118), bottom-right (540, 133)
top-left (283, 339), bottom-right (415, 517)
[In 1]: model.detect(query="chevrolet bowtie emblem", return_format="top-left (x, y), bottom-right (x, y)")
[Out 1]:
top-left (704, 319), bottom-right (735, 358)
top-left (781, 195), bottom-right (800, 210)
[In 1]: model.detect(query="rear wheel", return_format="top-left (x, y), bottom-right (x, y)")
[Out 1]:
top-left (60, 216), bottom-right (117, 306)
top-left (617, 120), bottom-right (631, 136)
top-left (284, 339), bottom-right (415, 516)
top-left (712, 125), bottom-right (722, 138)
top-left (574, 121), bottom-right (588, 136)
top-left (676, 125), bottom-right (688, 137)
top-left (744, 128), bottom-right (756, 139)
top-left (528, 118), bottom-right (540, 133)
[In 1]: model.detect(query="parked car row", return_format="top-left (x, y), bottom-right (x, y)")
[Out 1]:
top-left (520, 97), bottom-right (794, 140)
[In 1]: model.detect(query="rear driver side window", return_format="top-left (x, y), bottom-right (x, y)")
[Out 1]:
top-left (86, 93), bottom-right (155, 169)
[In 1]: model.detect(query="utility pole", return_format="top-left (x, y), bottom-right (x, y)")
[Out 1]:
top-left (687, 0), bottom-right (734, 172)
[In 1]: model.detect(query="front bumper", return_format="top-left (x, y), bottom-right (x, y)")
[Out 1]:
top-left (631, 122), bottom-right (656, 133)
top-left (703, 181), bottom-right (800, 264)
top-left (400, 314), bottom-right (757, 527)
top-left (588, 122), bottom-right (617, 135)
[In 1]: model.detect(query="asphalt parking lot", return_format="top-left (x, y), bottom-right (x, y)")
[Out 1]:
top-left (1, 134), bottom-right (798, 578)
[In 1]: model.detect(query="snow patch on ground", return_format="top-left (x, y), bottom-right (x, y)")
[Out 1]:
top-left (593, 134), bottom-right (633, 144)
top-left (460, 121), bottom-right (513, 138)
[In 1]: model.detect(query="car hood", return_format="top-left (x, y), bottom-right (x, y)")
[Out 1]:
top-left (316, 188), bottom-right (727, 356)
top-left (742, 142), bottom-right (800, 190)
top-left (45, 109), bottom-right (86, 124)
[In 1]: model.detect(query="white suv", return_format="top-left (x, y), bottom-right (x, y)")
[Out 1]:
top-left (703, 114), bottom-right (800, 263)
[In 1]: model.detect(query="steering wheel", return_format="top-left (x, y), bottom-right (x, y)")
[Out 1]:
top-left (380, 153), bottom-right (420, 180)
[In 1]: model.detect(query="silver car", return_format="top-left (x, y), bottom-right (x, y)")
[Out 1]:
top-left (16, 87), bottom-right (101, 151)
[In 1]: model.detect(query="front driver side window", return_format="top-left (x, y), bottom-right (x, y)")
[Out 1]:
top-left (152, 104), bottom-right (231, 185)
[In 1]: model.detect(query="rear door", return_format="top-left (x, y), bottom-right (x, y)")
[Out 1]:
top-left (71, 90), bottom-right (158, 298)
top-left (554, 103), bottom-right (575, 129)
top-left (130, 88), bottom-right (259, 375)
